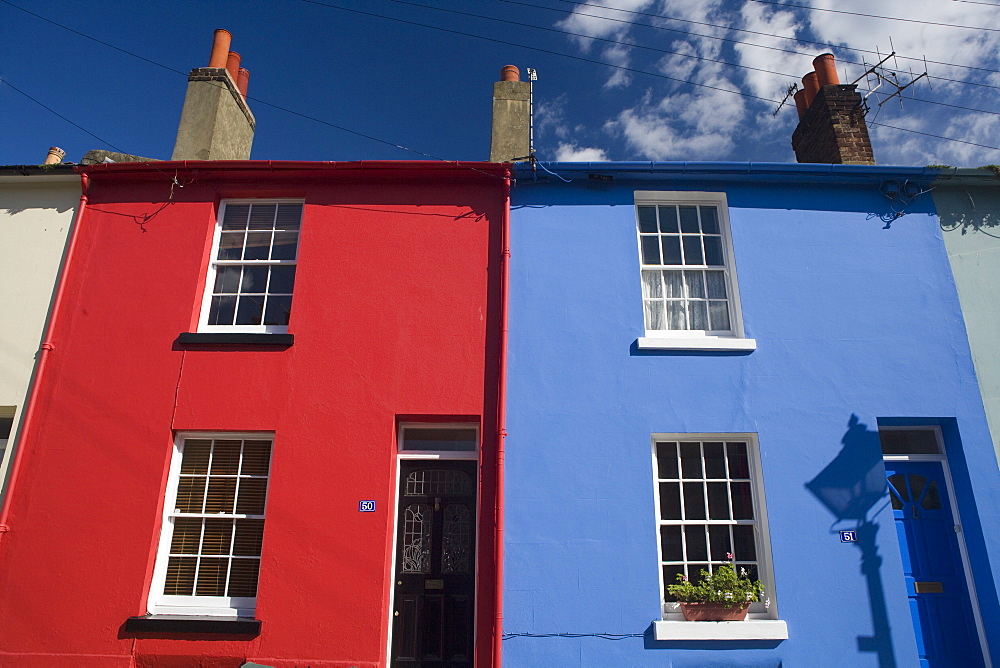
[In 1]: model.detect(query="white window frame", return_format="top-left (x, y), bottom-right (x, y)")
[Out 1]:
top-left (650, 433), bottom-right (786, 640)
top-left (197, 199), bottom-right (304, 334)
top-left (634, 192), bottom-right (755, 351)
top-left (148, 432), bottom-right (274, 618)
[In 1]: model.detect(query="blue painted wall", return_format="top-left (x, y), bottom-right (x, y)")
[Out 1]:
top-left (503, 166), bottom-right (1000, 667)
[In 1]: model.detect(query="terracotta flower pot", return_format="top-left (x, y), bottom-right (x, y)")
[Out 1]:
top-left (679, 602), bottom-right (750, 621)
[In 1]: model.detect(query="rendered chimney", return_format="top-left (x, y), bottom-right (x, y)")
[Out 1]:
top-left (44, 147), bottom-right (66, 165)
top-left (490, 65), bottom-right (530, 163)
top-left (171, 29), bottom-right (255, 161)
top-left (791, 53), bottom-right (874, 165)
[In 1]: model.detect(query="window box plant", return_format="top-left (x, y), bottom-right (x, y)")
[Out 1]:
top-left (667, 553), bottom-right (765, 621)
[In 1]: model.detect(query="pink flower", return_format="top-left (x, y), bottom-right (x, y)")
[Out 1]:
top-left (726, 552), bottom-right (734, 560)
top-left (681, 575), bottom-right (688, 581)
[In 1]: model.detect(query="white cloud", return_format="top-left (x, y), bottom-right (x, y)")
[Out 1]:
top-left (554, 143), bottom-right (611, 161)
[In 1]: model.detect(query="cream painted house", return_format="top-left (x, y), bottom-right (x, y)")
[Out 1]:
top-left (0, 165), bottom-right (78, 503)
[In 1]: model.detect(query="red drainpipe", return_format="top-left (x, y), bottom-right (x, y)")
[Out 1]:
top-left (0, 171), bottom-right (90, 539)
top-left (492, 169), bottom-right (511, 667)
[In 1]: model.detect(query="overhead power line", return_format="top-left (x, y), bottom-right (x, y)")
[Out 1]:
top-left (747, 0), bottom-right (1000, 33)
top-left (522, 0), bottom-right (1000, 81)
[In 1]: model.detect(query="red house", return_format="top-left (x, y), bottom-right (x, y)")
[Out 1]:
top-left (0, 160), bottom-right (510, 667)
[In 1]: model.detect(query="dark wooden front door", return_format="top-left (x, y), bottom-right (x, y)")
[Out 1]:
top-left (391, 461), bottom-right (477, 667)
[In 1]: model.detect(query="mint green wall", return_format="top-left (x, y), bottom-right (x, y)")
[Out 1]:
top-left (934, 173), bottom-right (1000, 464)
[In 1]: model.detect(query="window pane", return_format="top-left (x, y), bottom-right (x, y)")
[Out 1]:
top-left (201, 519), bottom-right (234, 555)
top-left (709, 301), bottom-right (731, 331)
top-left (656, 442), bottom-right (679, 479)
top-left (666, 301), bottom-right (686, 330)
top-left (240, 266), bottom-right (269, 293)
top-left (680, 442), bottom-right (702, 478)
top-left (685, 525), bottom-right (708, 561)
top-left (170, 518), bottom-right (203, 554)
top-left (235, 295), bottom-right (264, 325)
top-left (689, 301), bottom-right (708, 330)
top-left (682, 236), bottom-right (704, 265)
top-left (708, 525), bottom-right (732, 560)
top-left (731, 481), bottom-right (754, 520)
top-left (878, 429), bottom-right (940, 455)
top-left (679, 206), bottom-right (699, 233)
top-left (175, 477), bottom-right (206, 513)
top-left (164, 556), bottom-right (196, 595)
top-left (660, 236), bottom-right (682, 265)
top-left (209, 296), bottom-right (236, 326)
top-left (236, 478), bottom-right (268, 515)
top-left (222, 205), bottom-right (251, 230)
top-left (228, 558), bottom-right (261, 597)
top-left (641, 236), bottom-right (661, 264)
top-left (683, 482), bottom-right (706, 519)
top-left (271, 231), bottom-right (298, 261)
top-left (244, 232), bottom-right (272, 261)
top-left (218, 232), bottom-right (245, 260)
top-left (196, 557), bottom-right (228, 596)
top-left (644, 301), bottom-right (666, 331)
top-left (233, 519), bottom-right (265, 556)
top-left (241, 441), bottom-right (272, 476)
top-left (269, 266), bottom-right (296, 294)
top-left (214, 266), bottom-right (241, 293)
top-left (661, 525), bottom-right (683, 561)
top-left (248, 204), bottom-right (277, 230)
top-left (205, 478), bottom-right (237, 514)
top-left (707, 482), bottom-right (730, 519)
top-left (263, 296), bottom-right (293, 326)
top-left (727, 442), bottom-right (750, 478)
top-left (180, 441), bottom-right (211, 474)
top-left (275, 204), bottom-right (302, 230)
top-left (684, 271), bottom-right (706, 299)
top-left (663, 565), bottom-right (685, 601)
top-left (703, 442), bottom-right (726, 478)
top-left (211, 440), bottom-right (242, 474)
top-left (641, 271), bottom-right (663, 299)
top-left (637, 206), bottom-right (658, 233)
top-left (663, 271), bottom-right (684, 299)
top-left (701, 207), bottom-right (719, 234)
top-left (659, 483), bottom-right (681, 520)
top-left (402, 427), bottom-right (478, 451)
top-left (704, 236), bottom-right (724, 266)
top-left (705, 271), bottom-right (728, 299)
top-left (658, 206), bottom-right (679, 232)
top-left (733, 525), bottom-right (757, 561)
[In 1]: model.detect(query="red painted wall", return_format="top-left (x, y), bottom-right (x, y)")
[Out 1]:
top-left (0, 162), bottom-right (507, 667)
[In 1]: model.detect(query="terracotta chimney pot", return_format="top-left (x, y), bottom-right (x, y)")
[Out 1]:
top-left (237, 68), bottom-right (250, 98)
top-left (209, 29), bottom-right (232, 68)
top-left (793, 90), bottom-right (809, 120)
top-left (813, 53), bottom-right (840, 87)
top-left (43, 147), bottom-right (66, 165)
top-left (802, 71), bottom-right (820, 108)
top-left (500, 65), bottom-right (520, 82)
top-left (226, 51), bottom-right (241, 83)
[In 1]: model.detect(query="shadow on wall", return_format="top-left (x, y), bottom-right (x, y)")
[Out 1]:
top-left (936, 183), bottom-right (1000, 235)
top-left (806, 414), bottom-right (896, 668)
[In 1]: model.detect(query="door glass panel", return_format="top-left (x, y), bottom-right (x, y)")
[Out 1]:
top-left (441, 504), bottom-right (472, 573)
top-left (405, 470), bottom-right (474, 496)
top-left (401, 503), bottom-right (432, 573)
top-left (921, 480), bottom-right (942, 510)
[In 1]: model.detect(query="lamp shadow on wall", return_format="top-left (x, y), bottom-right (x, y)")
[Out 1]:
top-left (805, 414), bottom-right (896, 668)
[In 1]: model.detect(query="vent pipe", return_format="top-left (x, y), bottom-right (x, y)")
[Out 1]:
top-left (43, 147), bottom-right (66, 165)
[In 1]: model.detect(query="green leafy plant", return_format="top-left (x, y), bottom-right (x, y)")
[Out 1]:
top-left (667, 553), bottom-right (765, 609)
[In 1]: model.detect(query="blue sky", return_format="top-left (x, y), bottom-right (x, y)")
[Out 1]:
top-left (2, 0), bottom-right (999, 167)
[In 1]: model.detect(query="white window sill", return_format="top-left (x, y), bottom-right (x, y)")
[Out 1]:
top-left (637, 336), bottom-right (757, 351)
top-left (653, 619), bottom-right (788, 641)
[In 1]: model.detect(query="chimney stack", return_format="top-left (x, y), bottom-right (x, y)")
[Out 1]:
top-left (172, 29), bottom-right (255, 161)
top-left (791, 53), bottom-right (874, 165)
top-left (490, 65), bottom-right (530, 163)
top-left (43, 147), bottom-right (66, 165)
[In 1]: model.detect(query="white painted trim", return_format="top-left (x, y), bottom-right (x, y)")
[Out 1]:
top-left (197, 199), bottom-right (304, 334)
top-left (386, 442), bottom-right (482, 667)
top-left (637, 336), bottom-right (756, 351)
top-left (881, 426), bottom-right (991, 668)
top-left (653, 619), bottom-right (788, 641)
top-left (147, 432), bottom-right (274, 618)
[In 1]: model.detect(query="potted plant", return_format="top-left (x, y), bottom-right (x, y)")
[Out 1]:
top-left (667, 553), bottom-right (765, 621)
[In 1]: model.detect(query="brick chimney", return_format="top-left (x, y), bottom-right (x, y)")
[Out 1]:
top-left (172, 29), bottom-right (255, 161)
top-left (490, 65), bottom-right (530, 163)
top-left (791, 54), bottom-right (874, 165)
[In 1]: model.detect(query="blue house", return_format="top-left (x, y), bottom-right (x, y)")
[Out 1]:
top-left (501, 161), bottom-right (1000, 666)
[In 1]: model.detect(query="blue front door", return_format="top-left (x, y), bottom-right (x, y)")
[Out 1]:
top-left (884, 460), bottom-right (982, 667)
